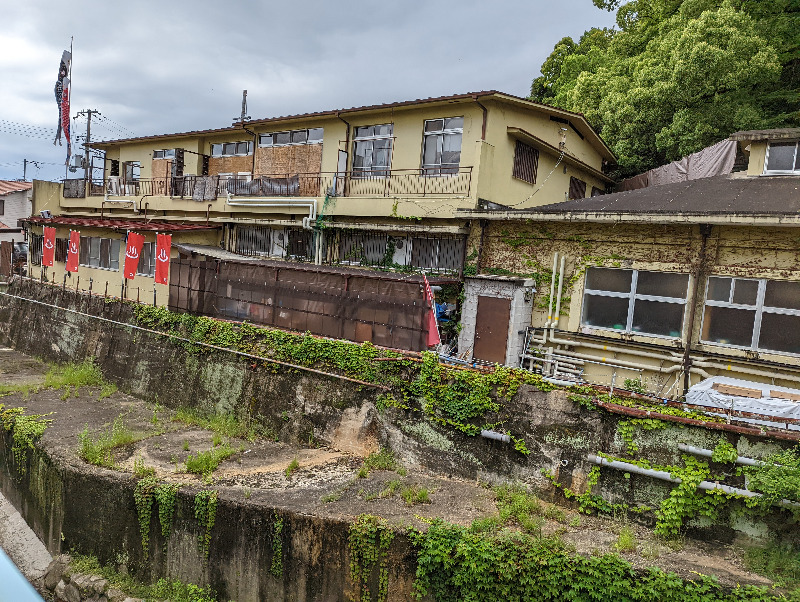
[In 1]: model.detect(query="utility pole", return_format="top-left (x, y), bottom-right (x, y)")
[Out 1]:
top-left (76, 109), bottom-right (101, 182)
top-left (22, 160), bottom-right (40, 182)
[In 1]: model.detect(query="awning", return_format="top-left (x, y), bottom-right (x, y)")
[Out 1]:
top-left (23, 216), bottom-right (219, 232)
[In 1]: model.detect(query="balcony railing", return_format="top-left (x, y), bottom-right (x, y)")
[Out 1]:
top-left (87, 167), bottom-right (472, 200)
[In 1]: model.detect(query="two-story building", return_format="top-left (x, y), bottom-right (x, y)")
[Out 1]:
top-left (25, 91), bottom-right (614, 290)
top-left (0, 180), bottom-right (31, 244)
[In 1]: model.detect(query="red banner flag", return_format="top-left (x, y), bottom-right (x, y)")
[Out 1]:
top-left (123, 232), bottom-right (145, 280)
top-left (65, 230), bottom-right (80, 273)
top-left (42, 227), bottom-right (56, 267)
top-left (423, 275), bottom-right (441, 347)
top-left (155, 233), bottom-right (171, 285)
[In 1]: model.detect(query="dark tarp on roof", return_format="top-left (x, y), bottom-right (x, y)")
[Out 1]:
top-left (523, 175), bottom-right (800, 216)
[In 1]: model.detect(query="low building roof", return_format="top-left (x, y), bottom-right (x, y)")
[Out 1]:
top-left (462, 174), bottom-right (800, 226)
top-left (0, 180), bottom-right (33, 196)
top-left (729, 128), bottom-right (800, 142)
top-left (22, 216), bottom-right (220, 232)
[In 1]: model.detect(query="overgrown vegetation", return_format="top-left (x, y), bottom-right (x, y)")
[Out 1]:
top-left (184, 443), bottom-right (236, 478)
top-left (270, 514), bottom-right (284, 578)
top-left (78, 417), bottom-right (143, 468)
top-left (172, 407), bottom-right (270, 442)
top-left (68, 553), bottom-right (216, 602)
top-left (0, 404), bottom-right (52, 474)
top-left (358, 448), bottom-right (406, 478)
top-left (530, 0), bottom-right (799, 177)
top-left (0, 358), bottom-right (116, 400)
top-left (410, 516), bottom-right (795, 601)
top-left (194, 489), bottom-right (218, 561)
top-left (348, 514), bottom-right (394, 602)
top-left (285, 457), bottom-right (300, 479)
top-left (133, 476), bottom-right (158, 559)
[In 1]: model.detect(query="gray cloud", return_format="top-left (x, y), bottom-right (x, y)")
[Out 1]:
top-left (0, 0), bottom-right (615, 182)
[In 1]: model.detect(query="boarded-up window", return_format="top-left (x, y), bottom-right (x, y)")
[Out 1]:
top-left (568, 176), bottom-right (586, 200)
top-left (512, 141), bottom-right (539, 184)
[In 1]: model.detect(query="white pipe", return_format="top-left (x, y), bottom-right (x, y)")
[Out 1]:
top-left (690, 357), bottom-right (800, 385)
top-left (552, 255), bottom-right (566, 331)
top-left (587, 454), bottom-right (799, 508)
top-left (225, 194), bottom-right (317, 230)
top-left (545, 252), bottom-right (559, 342)
top-left (547, 347), bottom-right (680, 374)
top-left (480, 430), bottom-right (511, 443)
top-left (677, 443), bottom-right (766, 467)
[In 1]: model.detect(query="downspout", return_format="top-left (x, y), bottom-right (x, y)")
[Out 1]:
top-left (336, 112), bottom-right (351, 197)
top-left (552, 255), bottom-right (566, 333)
top-left (682, 224), bottom-right (712, 396)
top-left (472, 95), bottom-right (488, 141)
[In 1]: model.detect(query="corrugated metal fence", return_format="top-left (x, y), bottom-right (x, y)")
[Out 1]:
top-left (168, 258), bottom-right (451, 351)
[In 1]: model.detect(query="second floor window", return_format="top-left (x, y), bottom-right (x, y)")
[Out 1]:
top-left (422, 117), bottom-right (463, 175)
top-left (210, 141), bottom-right (253, 157)
top-left (124, 162), bottom-right (140, 183)
top-left (353, 124), bottom-right (393, 177)
top-left (765, 142), bottom-right (800, 174)
top-left (568, 176), bottom-right (587, 200)
top-left (581, 268), bottom-right (689, 338)
top-left (153, 149), bottom-right (175, 159)
top-left (79, 236), bottom-right (120, 270)
top-left (512, 141), bottom-right (539, 184)
top-left (259, 128), bottom-right (323, 147)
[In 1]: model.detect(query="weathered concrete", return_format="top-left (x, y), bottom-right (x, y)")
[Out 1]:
top-left (0, 489), bottom-right (52, 587)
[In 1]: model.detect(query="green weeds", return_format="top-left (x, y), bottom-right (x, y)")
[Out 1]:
top-left (78, 417), bottom-right (143, 468)
top-left (0, 404), bottom-right (53, 474)
top-left (285, 457), bottom-right (300, 479)
top-left (173, 407), bottom-right (265, 442)
top-left (184, 443), bottom-right (236, 478)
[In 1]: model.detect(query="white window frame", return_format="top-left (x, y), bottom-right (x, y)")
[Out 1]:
top-left (153, 149), bottom-right (175, 159)
top-left (421, 117), bottom-right (463, 176)
top-left (352, 124), bottom-right (394, 178)
top-left (763, 141), bottom-right (800, 175)
top-left (701, 276), bottom-right (800, 355)
top-left (79, 236), bottom-right (121, 271)
top-left (580, 268), bottom-right (689, 339)
top-left (137, 242), bottom-right (156, 277)
top-left (210, 141), bottom-right (253, 157)
top-left (258, 128), bottom-right (324, 148)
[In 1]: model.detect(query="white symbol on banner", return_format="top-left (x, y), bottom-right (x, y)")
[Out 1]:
top-left (44, 239), bottom-right (54, 250)
top-left (126, 247), bottom-right (139, 260)
top-left (157, 248), bottom-right (169, 263)
top-left (69, 242), bottom-right (78, 254)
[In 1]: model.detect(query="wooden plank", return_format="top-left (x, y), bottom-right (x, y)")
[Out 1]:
top-left (769, 390), bottom-right (800, 402)
top-left (712, 383), bottom-right (763, 399)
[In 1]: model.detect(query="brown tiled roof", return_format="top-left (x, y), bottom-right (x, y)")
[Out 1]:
top-left (0, 180), bottom-right (33, 195)
top-left (87, 91), bottom-right (615, 160)
top-left (23, 216), bottom-right (219, 232)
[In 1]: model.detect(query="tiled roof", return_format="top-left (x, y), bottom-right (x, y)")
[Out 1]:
top-left (0, 180), bottom-right (33, 195)
top-left (22, 216), bottom-right (219, 232)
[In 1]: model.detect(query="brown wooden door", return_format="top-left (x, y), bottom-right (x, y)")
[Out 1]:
top-left (473, 295), bottom-right (511, 364)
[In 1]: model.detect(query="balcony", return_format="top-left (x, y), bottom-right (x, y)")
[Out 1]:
top-left (86, 167), bottom-right (473, 200)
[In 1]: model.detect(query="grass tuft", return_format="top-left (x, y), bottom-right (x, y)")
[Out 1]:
top-left (613, 525), bottom-right (637, 553)
top-left (285, 457), bottom-right (300, 479)
top-left (78, 417), bottom-right (142, 468)
top-left (184, 443), bottom-right (235, 477)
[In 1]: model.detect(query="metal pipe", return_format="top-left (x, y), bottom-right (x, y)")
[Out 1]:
top-left (543, 252), bottom-right (558, 344)
top-left (683, 224), bottom-right (713, 395)
top-left (552, 255), bottom-right (566, 331)
top-left (480, 430), bottom-right (511, 443)
top-left (677, 443), bottom-right (766, 467)
top-left (690, 357), bottom-right (800, 385)
top-left (587, 454), bottom-right (799, 507)
top-left (225, 195), bottom-right (317, 230)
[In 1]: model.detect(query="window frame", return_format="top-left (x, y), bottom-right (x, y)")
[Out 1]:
top-left (580, 267), bottom-right (690, 340)
top-left (136, 242), bottom-right (156, 277)
top-left (352, 123), bottom-right (394, 178)
top-left (258, 128), bottom-right (324, 148)
top-left (210, 141), bottom-right (253, 157)
top-left (78, 236), bottom-right (121, 271)
top-left (512, 140), bottom-right (539, 185)
top-left (421, 117), bottom-right (463, 176)
top-left (763, 141), bottom-right (800, 175)
top-left (153, 149), bottom-right (175, 160)
top-left (701, 276), bottom-right (800, 355)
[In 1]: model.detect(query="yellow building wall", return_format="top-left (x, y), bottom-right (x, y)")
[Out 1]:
top-left (747, 141), bottom-right (768, 176)
top-left (469, 219), bottom-right (800, 395)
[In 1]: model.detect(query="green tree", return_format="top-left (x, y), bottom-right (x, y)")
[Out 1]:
top-left (531, 0), bottom-right (798, 177)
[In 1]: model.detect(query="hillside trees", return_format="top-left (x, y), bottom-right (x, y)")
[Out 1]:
top-left (531, 0), bottom-right (799, 177)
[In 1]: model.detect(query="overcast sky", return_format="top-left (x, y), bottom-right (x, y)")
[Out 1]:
top-left (0, 1), bottom-right (616, 182)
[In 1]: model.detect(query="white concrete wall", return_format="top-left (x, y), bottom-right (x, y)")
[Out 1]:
top-left (458, 275), bottom-right (536, 366)
top-left (0, 190), bottom-right (31, 244)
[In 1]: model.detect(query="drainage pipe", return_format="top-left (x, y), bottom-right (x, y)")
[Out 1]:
top-left (677, 443), bottom-right (766, 467)
top-left (552, 255), bottom-right (566, 332)
top-left (689, 357), bottom-right (800, 386)
top-left (587, 454), bottom-right (799, 508)
top-left (225, 194), bottom-right (317, 230)
top-left (480, 430), bottom-right (511, 443)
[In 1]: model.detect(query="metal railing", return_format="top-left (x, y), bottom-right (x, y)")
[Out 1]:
top-left (87, 167), bottom-right (473, 200)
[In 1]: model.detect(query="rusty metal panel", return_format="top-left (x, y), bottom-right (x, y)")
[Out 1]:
top-left (473, 296), bottom-right (511, 364)
top-left (0, 241), bottom-right (11, 278)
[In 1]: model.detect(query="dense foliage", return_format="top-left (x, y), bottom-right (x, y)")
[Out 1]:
top-left (530, 0), bottom-right (800, 177)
